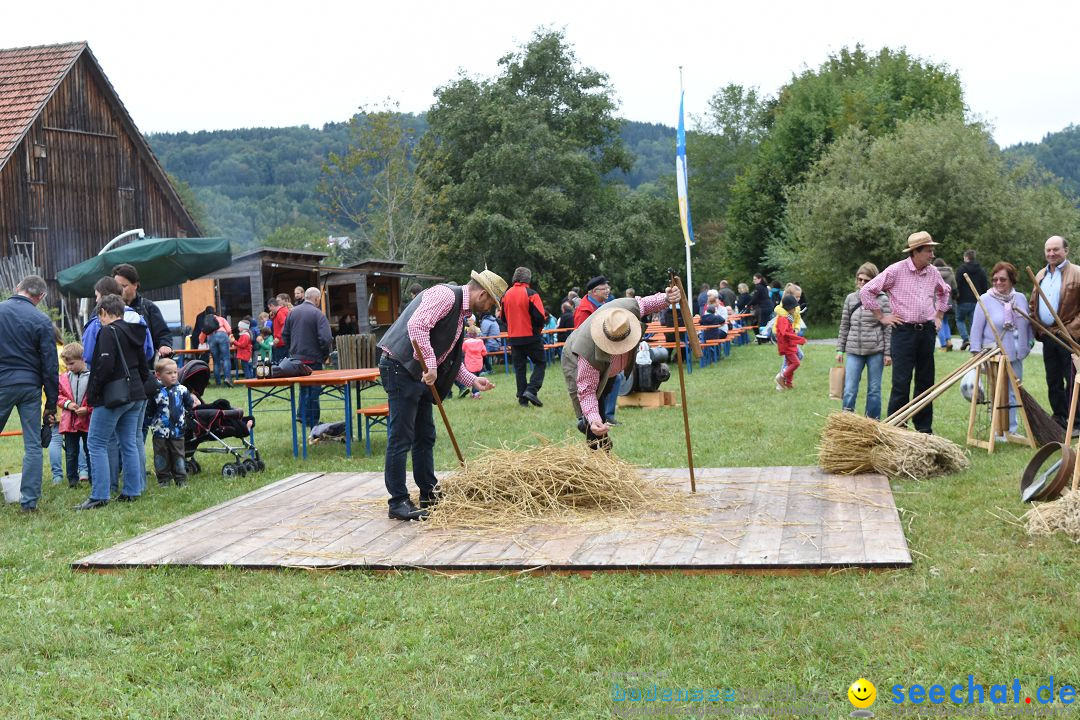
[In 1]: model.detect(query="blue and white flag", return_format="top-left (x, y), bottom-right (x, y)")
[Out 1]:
top-left (676, 91), bottom-right (695, 248)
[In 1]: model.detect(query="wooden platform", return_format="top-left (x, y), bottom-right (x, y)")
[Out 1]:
top-left (73, 468), bottom-right (911, 572)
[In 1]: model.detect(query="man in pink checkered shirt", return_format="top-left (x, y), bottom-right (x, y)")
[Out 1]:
top-left (860, 231), bottom-right (951, 433)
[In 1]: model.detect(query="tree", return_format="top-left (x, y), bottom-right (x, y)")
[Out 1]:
top-left (774, 115), bottom-right (1080, 317)
top-left (725, 45), bottom-right (965, 278)
top-left (319, 107), bottom-right (434, 270)
top-left (418, 29), bottom-right (659, 297)
top-left (262, 221), bottom-right (329, 253)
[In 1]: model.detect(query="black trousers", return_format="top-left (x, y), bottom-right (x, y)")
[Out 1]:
top-left (63, 431), bottom-right (90, 486)
top-left (511, 338), bottom-right (546, 399)
top-left (1042, 336), bottom-right (1077, 425)
top-left (887, 323), bottom-right (936, 433)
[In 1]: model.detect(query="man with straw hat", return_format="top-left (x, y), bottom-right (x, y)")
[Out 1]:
top-left (378, 269), bottom-right (508, 520)
top-left (562, 284), bottom-right (681, 450)
top-left (1030, 235), bottom-right (1080, 431)
top-left (860, 231), bottom-right (952, 433)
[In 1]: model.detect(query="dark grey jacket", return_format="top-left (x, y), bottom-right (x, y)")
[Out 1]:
top-left (129, 294), bottom-right (171, 351)
top-left (0, 295), bottom-right (59, 407)
top-left (838, 291), bottom-right (892, 357)
top-left (282, 301), bottom-right (333, 364)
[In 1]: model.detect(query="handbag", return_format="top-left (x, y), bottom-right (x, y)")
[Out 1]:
top-left (102, 326), bottom-right (133, 409)
top-left (829, 365), bottom-right (845, 400)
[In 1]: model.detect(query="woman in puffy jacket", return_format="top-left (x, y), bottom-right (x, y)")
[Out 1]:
top-left (836, 263), bottom-right (892, 420)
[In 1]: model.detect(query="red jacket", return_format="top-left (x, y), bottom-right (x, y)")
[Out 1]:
top-left (775, 315), bottom-right (806, 356)
top-left (573, 294), bottom-right (604, 328)
top-left (502, 282), bottom-right (546, 343)
top-left (272, 305), bottom-right (290, 348)
top-left (58, 371), bottom-right (92, 433)
top-left (233, 333), bottom-right (253, 362)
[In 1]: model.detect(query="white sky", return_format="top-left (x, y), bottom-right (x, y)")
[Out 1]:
top-left (1, 0), bottom-right (1076, 147)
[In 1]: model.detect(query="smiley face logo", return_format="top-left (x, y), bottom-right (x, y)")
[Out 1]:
top-left (848, 678), bottom-right (877, 709)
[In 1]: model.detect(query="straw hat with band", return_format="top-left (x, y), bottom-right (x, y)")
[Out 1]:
top-left (470, 269), bottom-right (508, 311)
top-left (902, 231), bottom-right (939, 253)
top-left (590, 306), bottom-right (643, 356)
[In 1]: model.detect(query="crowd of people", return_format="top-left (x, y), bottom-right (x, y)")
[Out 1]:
top-left (4, 231), bottom-right (1073, 517)
top-left (0, 266), bottom-right (337, 512)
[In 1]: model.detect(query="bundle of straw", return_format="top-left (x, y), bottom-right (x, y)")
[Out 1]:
top-left (424, 441), bottom-right (687, 530)
top-left (818, 412), bottom-right (970, 479)
top-left (1024, 490), bottom-right (1080, 542)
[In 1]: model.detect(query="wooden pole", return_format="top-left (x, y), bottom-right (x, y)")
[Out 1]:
top-left (411, 339), bottom-right (465, 467)
top-left (668, 271), bottom-right (696, 493)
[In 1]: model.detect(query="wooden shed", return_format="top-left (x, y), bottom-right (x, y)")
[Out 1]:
top-left (0, 42), bottom-right (200, 302)
top-left (181, 249), bottom-right (429, 336)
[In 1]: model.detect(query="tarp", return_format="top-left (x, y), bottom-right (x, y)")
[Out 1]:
top-left (57, 237), bottom-right (231, 296)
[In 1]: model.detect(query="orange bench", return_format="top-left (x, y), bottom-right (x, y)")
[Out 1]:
top-left (357, 404), bottom-right (390, 456)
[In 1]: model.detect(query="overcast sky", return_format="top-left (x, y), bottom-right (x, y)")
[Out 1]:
top-left (2, 0), bottom-right (1076, 147)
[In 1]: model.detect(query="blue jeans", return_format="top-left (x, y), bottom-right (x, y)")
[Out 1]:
top-left (208, 331), bottom-right (232, 383)
top-left (843, 352), bottom-right (885, 420)
top-left (603, 373), bottom-right (622, 420)
top-left (938, 316), bottom-right (952, 347)
top-left (49, 426), bottom-right (64, 482)
top-left (0, 384), bottom-right (43, 509)
top-left (241, 360), bottom-right (254, 379)
top-left (380, 358), bottom-right (436, 505)
top-left (298, 361), bottom-right (323, 426)
top-left (87, 399), bottom-right (145, 501)
top-left (955, 302), bottom-right (976, 342)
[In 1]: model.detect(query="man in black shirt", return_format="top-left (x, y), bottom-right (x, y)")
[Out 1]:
top-left (954, 249), bottom-right (989, 350)
top-left (112, 264), bottom-right (172, 359)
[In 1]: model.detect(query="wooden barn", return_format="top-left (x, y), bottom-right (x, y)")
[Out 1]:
top-left (0, 42), bottom-right (200, 305)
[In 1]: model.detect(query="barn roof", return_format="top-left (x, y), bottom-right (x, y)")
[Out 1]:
top-left (0, 41), bottom-right (199, 234)
top-left (0, 41), bottom-right (85, 173)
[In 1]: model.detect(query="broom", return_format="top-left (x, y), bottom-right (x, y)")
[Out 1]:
top-left (963, 274), bottom-right (1063, 446)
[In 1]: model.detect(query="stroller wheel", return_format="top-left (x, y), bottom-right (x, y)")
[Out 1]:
top-left (186, 458), bottom-right (201, 475)
top-left (222, 463), bottom-right (239, 478)
top-left (255, 459), bottom-right (266, 472)
top-left (242, 459), bottom-right (258, 474)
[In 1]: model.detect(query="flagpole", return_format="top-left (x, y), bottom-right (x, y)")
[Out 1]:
top-left (678, 67), bottom-right (693, 299)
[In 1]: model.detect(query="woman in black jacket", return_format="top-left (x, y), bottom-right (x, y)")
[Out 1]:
top-left (78, 294), bottom-right (151, 509)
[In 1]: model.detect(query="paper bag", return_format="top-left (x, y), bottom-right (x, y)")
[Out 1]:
top-left (829, 365), bottom-right (845, 399)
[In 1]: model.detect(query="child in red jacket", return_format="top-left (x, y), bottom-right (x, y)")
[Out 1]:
top-left (775, 295), bottom-right (807, 390)
top-left (232, 320), bottom-right (254, 378)
top-left (57, 342), bottom-right (92, 487)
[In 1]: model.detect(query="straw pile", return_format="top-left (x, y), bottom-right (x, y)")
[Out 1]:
top-left (1024, 490), bottom-right (1080, 542)
top-left (818, 412), bottom-right (969, 479)
top-left (424, 441), bottom-right (690, 530)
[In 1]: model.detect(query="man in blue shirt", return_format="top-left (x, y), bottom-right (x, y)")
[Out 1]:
top-left (0, 276), bottom-right (59, 512)
top-left (1030, 235), bottom-right (1080, 431)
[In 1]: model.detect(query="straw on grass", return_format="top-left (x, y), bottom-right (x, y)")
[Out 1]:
top-left (423, 440), bottom-right (692, 531)
top-left (1024, 490), bottom-right (1080, 542)
top-left (818, 412), bottom-right (969, 479)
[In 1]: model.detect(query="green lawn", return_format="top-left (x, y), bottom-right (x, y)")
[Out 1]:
top-left (1, 340), bottom-right (1077, 719)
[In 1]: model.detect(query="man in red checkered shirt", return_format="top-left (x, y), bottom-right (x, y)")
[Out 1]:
top-left (860, 231), bottom-right (951, 433)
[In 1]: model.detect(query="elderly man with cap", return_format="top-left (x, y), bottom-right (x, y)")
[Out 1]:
top-left (377, 269), bottom-right (508, 520)
top-left (860, 231), bottom-right (951, 433)
top-left (562, 283), bottom-right (681, 450)
top-left (1030, 235), bottom-right (1080, 431)
top-left (573, 276), bottom-right (610, 328)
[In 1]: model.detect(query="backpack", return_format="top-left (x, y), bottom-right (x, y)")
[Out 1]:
top-left (201, 314), bottom-right (219, 335)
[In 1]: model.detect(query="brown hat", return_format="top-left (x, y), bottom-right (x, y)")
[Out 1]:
top-left (590, 306), bottom-right (643, 356)
top-left (469, 269), bottom-right (508, 310)
top-left (903, 231), bottom-right (939, 253)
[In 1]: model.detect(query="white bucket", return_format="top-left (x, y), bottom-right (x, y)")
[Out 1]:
top-left (1, 473), bottom-right (21, 503)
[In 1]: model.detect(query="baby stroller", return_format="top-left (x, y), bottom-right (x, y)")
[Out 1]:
top-left (177, 360), bottom-right (264, 478)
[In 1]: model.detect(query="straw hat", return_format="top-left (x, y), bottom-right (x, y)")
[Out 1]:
top-left (902, 231), bottom-right (939, 253)
top-left (590, 306), bottom-right (642, 355)
top-left (469, 269), bottom-right (508, 310)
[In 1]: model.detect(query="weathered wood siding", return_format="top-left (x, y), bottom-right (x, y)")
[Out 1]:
top-left (0, 52), bottom-right (199, 284)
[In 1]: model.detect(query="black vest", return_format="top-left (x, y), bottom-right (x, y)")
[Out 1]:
top-left (379, 285), bottom-right (466, 398)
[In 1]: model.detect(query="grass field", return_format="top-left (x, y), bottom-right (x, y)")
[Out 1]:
top-left (1, 338), bottom-right (1077, 719)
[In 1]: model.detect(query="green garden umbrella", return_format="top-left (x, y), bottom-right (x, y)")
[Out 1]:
top-left (57, 237), bottom-right (231, 296)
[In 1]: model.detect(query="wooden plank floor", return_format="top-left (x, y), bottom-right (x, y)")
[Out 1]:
top-left (73, 467), bottom-right (911, 572)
